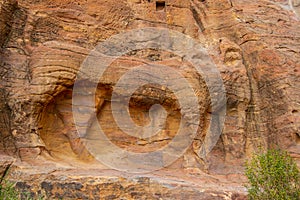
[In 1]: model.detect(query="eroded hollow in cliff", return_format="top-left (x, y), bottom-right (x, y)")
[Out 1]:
top-left (156, 1), bottom-right (165, 11)
top-left (39, 88), bottom-right (93, 163)
top-left (39, 86), bottom-right (184, 163)
top-left (39, 49), bottom-right (211, 167)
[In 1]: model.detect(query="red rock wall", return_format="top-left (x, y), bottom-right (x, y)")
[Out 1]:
top-left (0, 0), bottom-right (299, 198)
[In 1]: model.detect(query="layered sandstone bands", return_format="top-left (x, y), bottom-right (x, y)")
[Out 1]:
top-left (0, 0), bottom-right (299, 199)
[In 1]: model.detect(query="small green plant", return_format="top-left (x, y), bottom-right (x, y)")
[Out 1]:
top-left (245, 148), bottom-right (300, 200)
top-left (0, 179), bottom-right (45, 200)
top-left (0, 180), bottom-right (19, 200)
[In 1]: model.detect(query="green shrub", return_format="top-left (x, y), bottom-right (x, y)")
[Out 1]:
top-left (245, 148), bottom-right (300, 200)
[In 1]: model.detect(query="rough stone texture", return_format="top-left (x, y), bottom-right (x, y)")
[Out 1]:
top-left (8, 162), bottom-right (247, 200)
top-left (0, 155), bottom-right (14, 182)
top-left (0, 0), bottom-right (299, 199)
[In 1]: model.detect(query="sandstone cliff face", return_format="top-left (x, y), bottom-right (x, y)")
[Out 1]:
top-left (0, 0), bottom-right (299, 199)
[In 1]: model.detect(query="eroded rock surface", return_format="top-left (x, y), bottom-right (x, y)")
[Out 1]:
top-left (0, 0), bottom-right (299, 199)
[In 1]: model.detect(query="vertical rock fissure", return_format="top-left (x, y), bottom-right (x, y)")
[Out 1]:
top-left (0, 0), bottom-right (18, 48)
top-left (0, 89), bottom-right (16, 155)
top-left (0, 162), bottom-right (11, 184)
top-left (242, 54), bottom-right (267, 154)
top-left (190, 4), bottom-right (205, 32)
